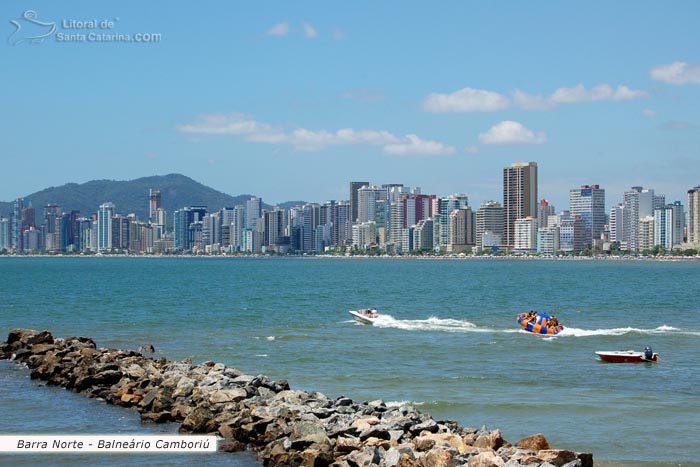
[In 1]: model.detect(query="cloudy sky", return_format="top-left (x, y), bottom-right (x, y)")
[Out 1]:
top-left (3, 1), bottom-right (699, 210)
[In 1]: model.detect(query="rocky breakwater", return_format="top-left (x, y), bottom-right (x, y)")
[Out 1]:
top-left (1, 328), bottom-right (593, 467)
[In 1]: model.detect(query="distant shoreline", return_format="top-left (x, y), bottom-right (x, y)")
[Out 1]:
top-left (1, 253), bottom-right (699, 262)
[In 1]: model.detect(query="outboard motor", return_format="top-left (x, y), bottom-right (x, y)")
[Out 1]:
top-left (644, 346), bottom-right (653, 360)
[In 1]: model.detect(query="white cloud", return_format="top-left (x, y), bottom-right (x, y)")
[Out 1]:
top-left (422, 87), bottom-right (510, 113)
top-left (649, 62), bottom-right (700, 85)
top-left (511, 90), bottom-right (553, 110)
top-left (177, 113), bottom-right (274, 135)
top-left (383, 134), bottom-right (456, 156)
top-left (179, 113), bottom-right (457, 155)
top-left (179, 113), bottom-right (434, 152)
top-left (303, 23), bottom-right (318, 39)
top-left (549, 84), bottom-right (647, 104)
top-left (642, 108), bottom-right (656, 117)
top-left (423, 84), bottom-right (646, 113)
top-left (478, 121), bottom-right (546, 145)
top-left (266, 22), bottom-right (290, 36)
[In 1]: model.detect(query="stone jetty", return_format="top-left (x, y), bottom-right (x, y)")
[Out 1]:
top-left (1, 329), bottom-right (592, 467)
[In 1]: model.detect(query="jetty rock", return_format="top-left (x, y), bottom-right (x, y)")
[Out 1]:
top-left (2, 328), bottom-right (593, 467)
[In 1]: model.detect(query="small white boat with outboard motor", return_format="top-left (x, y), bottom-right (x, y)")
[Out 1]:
top-left (348, 308), bottom-right (380, 325)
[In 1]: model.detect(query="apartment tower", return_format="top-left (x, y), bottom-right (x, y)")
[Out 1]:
top-left (503, 162), bottom-right (538, 248)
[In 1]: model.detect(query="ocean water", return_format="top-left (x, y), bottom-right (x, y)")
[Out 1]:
top-left (0, 256), bottom-right (699, 467)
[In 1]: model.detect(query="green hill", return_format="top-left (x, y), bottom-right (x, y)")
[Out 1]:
top-left (0, 174), bottom-right (284, 222)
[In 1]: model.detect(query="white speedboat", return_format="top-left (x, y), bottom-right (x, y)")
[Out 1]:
top-left (349, 309), bottom-right (379, 325)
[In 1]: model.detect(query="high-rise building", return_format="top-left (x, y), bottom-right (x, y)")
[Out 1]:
top-left (537, 225), bottom-right (560, 254)
top-left (173, 206), bottom-right (207, 251)
top-left (336, 201), bottom-right (351, 246)
top-left (149, 189), bottom-right (162, 224)
top-left (513, 217), bottom-right (538, 253)
top-left (263, 208), bottom-right (286, 248)
top-left (669, 201), bottom-right (684, 248)
top-left (557, 213), bottom-right (584, 253)
top-left (0, 217), bottom-right (10, 251)
top-left (688, 186), bottom-right (700, 245)
top-left (97, 202), bottom-right (115, 252)
top-left (623, 187), bottom-right (642, 252)
top-left (201, 213), bottom-right (220, 247)
top-left (245, 197), bottom-right (262, 229)
top-left (352, 221), bottom-right (377, 249)
top-left (11, 198), bottom-right (28, 250)
top-left (503, 162), bottom-right (538, 248)
top-left (609, 203), bottom-right (626, 246)
top-left (638, 216), bottom-right (654, 251)
top-left (570, 184), bottom-right (605, 248)
top-left (349, 181), bottom-right (369, 223)
top-left (653, 206), bottom-right (673, 250)
top-left (538, 199), bottom-right (555, 229)
top-left (231, 205), bottom-right (245, 250)
top-left (447, 207), bottom-right (474, 252)
top-left (357, 185), bottom-right (387, 224)
top-left (439, 194), bottom-right (469, 248)
top-left (475, 201), bottom-right (504, 251)
top-left (413, 219), bottom-right (434, 251)
top-left (302, 203), bottom-right (321, 251)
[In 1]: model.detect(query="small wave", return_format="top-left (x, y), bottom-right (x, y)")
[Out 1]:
top-left (254, 354), bottom-right (268, 357)
top-left (385, 400), bottom-right (413, 408)
top-left (266, 336), bottom-right (276, 341)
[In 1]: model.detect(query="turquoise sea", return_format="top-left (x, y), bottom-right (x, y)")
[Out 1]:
top-left (1, 257), bottom-right (699, 467)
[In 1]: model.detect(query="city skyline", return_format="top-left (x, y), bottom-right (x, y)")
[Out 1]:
top-left (2, 167), bottom-right (698, 255)
top-left (3, 2), bottom-right (700, 210)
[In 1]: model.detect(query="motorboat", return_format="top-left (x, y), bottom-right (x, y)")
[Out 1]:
top-left (517, 311), bottom-right (564, 335)
top-left (595, 347), bottom-right (658, 363)
top-left (349, 309), bottom-right (379, 325)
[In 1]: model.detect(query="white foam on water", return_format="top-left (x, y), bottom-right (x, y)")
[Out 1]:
top-left (385, 400), bottom-right (414, 408)
top-left (372, 315), bottom-right (482, 333)
top-left (556, 325), bottom-right (688, 337)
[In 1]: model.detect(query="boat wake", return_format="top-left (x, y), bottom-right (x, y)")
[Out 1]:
top-left (556, 325), bottom-right (690, 337)
top-left (372, 315), bottom-right (485, 333)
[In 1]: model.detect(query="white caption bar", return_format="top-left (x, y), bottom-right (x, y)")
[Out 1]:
top-left (0, 435), bottom-right (218, 453)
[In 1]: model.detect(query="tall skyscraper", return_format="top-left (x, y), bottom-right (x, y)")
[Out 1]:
top-left (570, 184), bottom-right (605, 248)
top-left (503, 162), bottom-right (538, 248)
top-left (349, 181), bottom-right (369, 223)
top-left (97, 202), bottom-right (115, 252)
top-left (688, 186), bottom-right (700, 244)
top-left (149, 189), bottom-right (161, 223)
top-left (623, 187), bottom-right (642, 252)
top-left (11, 198), bottom-right (28, 250)
top-left (0, 217), bottom-right (10, 251)
top-left (609, 203), bottom-right (626, 246)
top-left (245, 197), bottom-right (262, 229)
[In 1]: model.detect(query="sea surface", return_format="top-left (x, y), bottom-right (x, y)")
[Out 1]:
top-left (1, 257), bottom-right (699, 467)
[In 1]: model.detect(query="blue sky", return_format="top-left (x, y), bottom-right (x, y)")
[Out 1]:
top-left (2, 1), bottom-right (699, 211)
